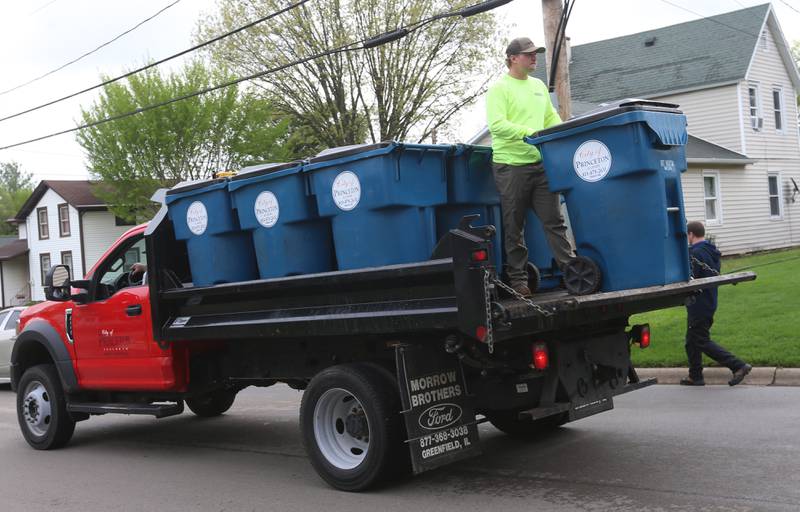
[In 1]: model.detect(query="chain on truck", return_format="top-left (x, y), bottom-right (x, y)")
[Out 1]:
top-left (9, 105), bottom-right (756, 491)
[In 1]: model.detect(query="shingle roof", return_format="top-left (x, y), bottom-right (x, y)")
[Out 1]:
top-left (0, 239), bottom-right (28, 261)
top-left (686, 135), bottom-right (754, 165)
top-left (12, 180), bottom-right (106, 222)
top-left (534, 4), bottom-right (772, 103)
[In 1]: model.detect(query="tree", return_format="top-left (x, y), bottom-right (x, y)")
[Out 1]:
top-left (0, 162), bottom-right (34, 236)
top-left (197, 0), bottom-right (499, 148)
top-left (77, 60), bottom-right (297, 222)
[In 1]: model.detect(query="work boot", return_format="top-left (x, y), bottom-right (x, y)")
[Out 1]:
top-left (679, 376), bottom-right (705, 386)
top-left (512, 284), bottom-right (532, 297)
top-left (729, 364), bottom-right (752, 386)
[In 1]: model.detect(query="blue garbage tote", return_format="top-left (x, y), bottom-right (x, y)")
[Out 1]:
top-left (304, 141), bottom-right (450, 270)
top-left (435, 144), bottom-right (562, 289)
top-left (165, 178), bottom-right (258, 286)
top-left (228, 162), bottom-right (334, 279)
top-left (527, 100), bottom-right (691, 292)
top-left (435, 144), bottom-right (503, 267)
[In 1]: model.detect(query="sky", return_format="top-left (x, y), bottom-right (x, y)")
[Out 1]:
top-left (0, 0), bottom-right (798, 184)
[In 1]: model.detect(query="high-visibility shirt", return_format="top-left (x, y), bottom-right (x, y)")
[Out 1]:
top-left (486, 74), bottom-right (561, 166)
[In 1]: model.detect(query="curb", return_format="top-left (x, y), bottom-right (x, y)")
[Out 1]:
top-left (634, 367), bottom-right (800, 386)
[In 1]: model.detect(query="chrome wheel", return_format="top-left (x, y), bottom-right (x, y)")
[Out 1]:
top-left (313, 388), bottom-right (370, 470)
top-left (22, 380), bottom-right (52, 437)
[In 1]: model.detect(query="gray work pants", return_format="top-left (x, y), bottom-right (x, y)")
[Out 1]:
top-left (492, 162), bottom-right (575, 286)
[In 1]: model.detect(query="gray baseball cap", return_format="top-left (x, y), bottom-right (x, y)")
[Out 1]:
top-left (506, 37), bottom-right (545, 56)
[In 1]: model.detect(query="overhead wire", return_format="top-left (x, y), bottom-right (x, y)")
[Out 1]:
top-left (0, 0), bottom-right (511, 151)
top-left (0, 0), bottom-right (184, 97)
top-left (0, 0), bottom-right (311, 124)
top-left (658, 0), bottom-right (798, 56)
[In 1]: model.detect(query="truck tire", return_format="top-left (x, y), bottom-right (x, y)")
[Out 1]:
top-left (485, 410), bottom-right (568, 437)
top-left (16, 364), bottom-right (75, 450)
top-left (300, 363), bottom-right (405, 491)
top-left (185, 389), bottom-right (237, 417)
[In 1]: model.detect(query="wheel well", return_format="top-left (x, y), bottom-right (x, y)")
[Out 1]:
top-left (12, 340), bottom-right (55, 388)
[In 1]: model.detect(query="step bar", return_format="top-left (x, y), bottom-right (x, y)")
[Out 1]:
top-left (68, 401), bottom-right (184, 418)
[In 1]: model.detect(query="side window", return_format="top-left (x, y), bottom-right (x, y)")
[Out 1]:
top-left (703, 171), bottom-right (722, 225)
top-left (0, 311), bottom-right (9, 330)
top-left (96, 236), bottom-right (148, 295)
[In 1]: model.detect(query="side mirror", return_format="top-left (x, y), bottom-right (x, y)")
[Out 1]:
top-left (45, 265), bottom-right (71, 301)
top-left (44, 265), bottom-right (90, 303)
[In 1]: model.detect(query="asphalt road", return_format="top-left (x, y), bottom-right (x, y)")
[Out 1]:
top-left (0, 383), bottom-right (798, 512)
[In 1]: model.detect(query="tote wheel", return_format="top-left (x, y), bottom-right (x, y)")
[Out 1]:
top-left (526, 262), bottom-right (541, 294)
top-left (17, 364), bottom-right (75, 450)
top-left (300, 364), bottom-right (405, 491)
top-left (563, 256), bottom-right (602, 295)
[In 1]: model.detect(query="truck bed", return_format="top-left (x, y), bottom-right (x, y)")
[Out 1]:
top-left (155, 257), bottom-right (755, 343)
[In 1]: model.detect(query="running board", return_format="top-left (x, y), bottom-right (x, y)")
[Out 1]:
top-left (68, 401), bottom-right (184, 418)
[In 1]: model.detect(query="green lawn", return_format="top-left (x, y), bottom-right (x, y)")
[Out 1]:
top-left (630, 247), bottom-right (800, 368)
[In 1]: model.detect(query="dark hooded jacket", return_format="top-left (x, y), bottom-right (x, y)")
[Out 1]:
top-left (687, 240), bottom-right (722, 318)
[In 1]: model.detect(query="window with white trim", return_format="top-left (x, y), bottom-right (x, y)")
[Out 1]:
top-left (40, 253), bottom-right (51, 286)
top-left (703, 171), bottom-right (722, 225)
top-left (768, 174), bottom-right (782, 218)
top-left (747, 84), bottom-right (761, 131)
top-left (37, 207), bottom-right (49, 240)
top-left (58, 203), bottom-right (70, 237)
top-left (772, 88), bottom-right (784, 132)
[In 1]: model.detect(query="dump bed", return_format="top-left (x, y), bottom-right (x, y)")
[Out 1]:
top-left (146, 208), bottom-right (756, 346)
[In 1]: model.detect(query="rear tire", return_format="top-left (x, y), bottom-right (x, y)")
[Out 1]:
top-left (185, 389), bottom-right (237, 417)
top-left (300, 363), bottom-right (405, 491)
top-left (485, 410), bottom-right (568, 437)
top-left (17, 364), bottom-right (75, 450)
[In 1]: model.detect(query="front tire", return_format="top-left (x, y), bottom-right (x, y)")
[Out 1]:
top-left (300, 363), bottom-right (405, 491)
top-left (17, 364), bottom-right (75, 450)
top-left (185, 389), bottom-right (237, 417)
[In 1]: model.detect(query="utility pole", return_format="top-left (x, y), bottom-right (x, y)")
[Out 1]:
top-left (541, 0), bottom-right (572, 120)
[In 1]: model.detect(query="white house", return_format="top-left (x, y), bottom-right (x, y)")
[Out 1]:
top-left (0, 236), bottom-right (29, 308)
top-left (472, 4), bottom-right (800, 255)
top-left (9, 180), bottom-right (137, 302)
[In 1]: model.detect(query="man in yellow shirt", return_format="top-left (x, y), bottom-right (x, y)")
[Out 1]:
top-left (486, 37), bottom-right (575, 296)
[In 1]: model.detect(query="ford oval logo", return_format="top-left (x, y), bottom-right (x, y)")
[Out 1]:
top-left (418, 403), bottom-right (462, 430)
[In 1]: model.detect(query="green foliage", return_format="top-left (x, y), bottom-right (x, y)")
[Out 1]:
top-left (631, 248), bottom-right (800, 367)
top-left (197, 0), bottom-right (499, 148)
top-left (0, 161), bottom-right (34, 235)
top-left (77, 60), bottom-right (295, 222)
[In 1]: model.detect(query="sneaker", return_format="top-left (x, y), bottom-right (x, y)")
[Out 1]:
top-left (728, 364), bottom-right (752, 386)
top-left (512, 284), bottom-right (532, 297)
top-left (679, 376), bottom-right (705, 386)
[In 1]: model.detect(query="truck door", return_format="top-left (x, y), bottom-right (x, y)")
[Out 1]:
top-left (71, 234), bottom-right (179, 391)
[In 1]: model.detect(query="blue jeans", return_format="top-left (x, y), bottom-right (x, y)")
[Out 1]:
top-left (685, 314), bottom-right (745, 380)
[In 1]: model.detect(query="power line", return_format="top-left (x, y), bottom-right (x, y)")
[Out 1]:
top-left (0, 0), bottom-right (510, 151)
top-left (0, 0), bottom-right (183, 97)
top-left (658, 0), bottom-right (795, 55)
top-left (0, 0), bottom-right (311, 124)
top-left (778, 0), bottom-right (800, 15)
top-left (28, 0), bottom-right (60, 16)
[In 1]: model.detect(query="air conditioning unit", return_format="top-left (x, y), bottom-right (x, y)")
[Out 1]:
top-left (750, 117), bottom-right (763, 131)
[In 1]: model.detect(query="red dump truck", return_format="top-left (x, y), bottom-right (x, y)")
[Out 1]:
top-left (10, 206), bottom-right (754, 490)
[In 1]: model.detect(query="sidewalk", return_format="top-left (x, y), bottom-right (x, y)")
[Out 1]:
top-left (635, 367), bottom-right (800, 386)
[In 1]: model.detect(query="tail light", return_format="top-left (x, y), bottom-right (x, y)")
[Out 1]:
top-left (471, 249), bottom-right (489, 262)
top-left (475, 325), bottom-right (488, 342)
top-left (630, 324), bottom-right (651, 348)
top-left (531, 342), bottom-right (549, 370)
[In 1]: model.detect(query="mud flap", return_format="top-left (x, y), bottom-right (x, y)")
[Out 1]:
top-left (396, 344), bottom-right (482, 474)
